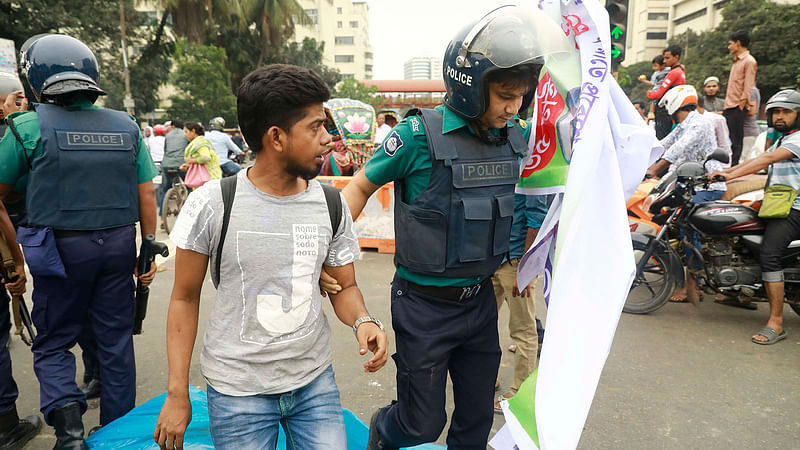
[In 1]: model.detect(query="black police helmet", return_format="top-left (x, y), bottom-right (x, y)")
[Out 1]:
top-left (20, 34), bottom-right (105, 102)
top-left (442, 5), bottom-right (570, 121)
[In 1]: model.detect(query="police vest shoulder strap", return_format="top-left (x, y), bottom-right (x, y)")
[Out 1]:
top-left (417, 108), bottom-right (459, 161)
top-left (507, 123), bottom-right (527, 157)
top-left (6, 120), bottom-right (34, 170)
top-left (214, 175), bottom-right (238, 287)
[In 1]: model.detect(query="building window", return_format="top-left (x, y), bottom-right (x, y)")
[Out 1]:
top-left (714, 0), bottom-right (731, 10)
top-left (365, 65), bottom-right (373, 72)
top-left (674, 8), bottom-right (706, 25)
top-left (304, 9), bottom-right (318, 25)
top-left (350, 21), bottom-right (358, 28)
top-left (337, 7), bottom-right (342, 14)
top-left (335, 36), bottom-right (355, 45)
top-left (342, 74), bottom-right (354, 79)
top-left (335, 55), bottom-right (355, 63)
top-left (646, 32), bottom-right (667, 40)
top-left (365, 52), bottom-right (373, 59)
top-left (337, 21), bottom-right (342, 28)
top-left (647, 12), bottom-right (668, 20)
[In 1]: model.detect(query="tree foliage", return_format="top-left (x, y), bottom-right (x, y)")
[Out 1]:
top-left (622, 0), bottom-right (800, 104)
top-left (167, 41), bottom-right (237, 126)
top-left (0, 0), bottom-right (172, 117)
top-left (332, 78), bottom-right (378, 104)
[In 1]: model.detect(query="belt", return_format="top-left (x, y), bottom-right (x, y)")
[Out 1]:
top-left (406, 278), bottom-right (491, 302)
top-left (53, 229), bottom-right (93, 238)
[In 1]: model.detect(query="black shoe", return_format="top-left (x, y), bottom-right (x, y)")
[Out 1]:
top-left (366, 408), bottom-right (398, 450)
top-left (79, 379), bottom-right (101, 400)
top-left (0, 406), bottom-right (43, 450)
top-left (50, 402), bottom-right (88, 450)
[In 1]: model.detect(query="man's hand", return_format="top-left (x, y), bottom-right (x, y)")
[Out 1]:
top-left (739, 98), bottom-right (749, 110)
top-left (154, 394), bottom-right (192, 450)
top-left (708, 171), bottom-right (727, 182)
top-left (3, 264), bottom-right (26, 296)
top-left (3, 91), bottom-right (27, 115)
top-left (512, 280), bottom-right (531, 298)
top-left (356, 323), bottom-right (388, 373)
top-left (319, 267), bottom-right (342, 297)
top-left (645, 169), bottom-right (659, 180)
top-left (135, 261), bottom-right (158, 286)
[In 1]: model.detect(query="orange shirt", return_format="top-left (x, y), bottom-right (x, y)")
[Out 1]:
top-left (724, 50), bottom-right (757, 110)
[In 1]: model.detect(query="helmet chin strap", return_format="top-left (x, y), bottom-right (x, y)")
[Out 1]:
top-left (477, 126), bottom-right (509, 146)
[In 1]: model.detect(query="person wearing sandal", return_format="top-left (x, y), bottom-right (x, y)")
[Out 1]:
top-left (709, 89), bottom-right (800, 345)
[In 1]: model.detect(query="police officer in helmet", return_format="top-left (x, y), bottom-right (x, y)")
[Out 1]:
top-left (0, 34), bottom-right (159, 449)
top-left (320, 6), bottom-right (569, 448)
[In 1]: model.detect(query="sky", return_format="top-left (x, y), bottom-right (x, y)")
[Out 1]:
top-left (366, 0), bottom-right (530, 80)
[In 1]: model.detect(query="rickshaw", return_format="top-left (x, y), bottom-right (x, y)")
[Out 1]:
top-left (322, 98), bottom-right (377, 175)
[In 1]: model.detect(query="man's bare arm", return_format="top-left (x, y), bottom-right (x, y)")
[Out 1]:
top-left (325, 263), bottom-right (388, 372)
top-left (139, 181), bottom-right (157, 238)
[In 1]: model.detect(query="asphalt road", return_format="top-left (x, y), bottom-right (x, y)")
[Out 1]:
top-left (8, 230), bottom-right (800, 449)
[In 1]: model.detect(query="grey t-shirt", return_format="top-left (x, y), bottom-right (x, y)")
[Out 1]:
top-left (162, 128), bottom-right (189, 167)
top-left (169, 169), bottom-right (361, 395)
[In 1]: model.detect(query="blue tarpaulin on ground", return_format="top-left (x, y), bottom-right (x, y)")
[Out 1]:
top-left (86, 385), bottom-right (444, 449)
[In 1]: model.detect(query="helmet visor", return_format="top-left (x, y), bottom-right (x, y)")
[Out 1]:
top-left (466, 6), bottom-right (571, 68)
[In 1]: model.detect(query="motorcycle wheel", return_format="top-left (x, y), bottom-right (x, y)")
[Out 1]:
top-left (624, 239), bottom-right (676, 314)
top-left (161, 188), bottom-right (182, 234)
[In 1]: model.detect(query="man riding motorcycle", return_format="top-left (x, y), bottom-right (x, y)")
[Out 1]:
top-left (710, 89), bottom-right (800, 345)
top-left (646, 85), bottom-right (726, 303)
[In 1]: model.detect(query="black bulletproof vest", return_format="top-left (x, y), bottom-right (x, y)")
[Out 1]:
top-left (394, 108), bottom-right (526, 279)
top-left (27, 103), bottom-right (140, 230)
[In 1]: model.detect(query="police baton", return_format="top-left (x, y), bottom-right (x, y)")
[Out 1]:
top-left (133, 234), bottom-right (169, 335)
top-left (0, 229), bottom-right (34, 345)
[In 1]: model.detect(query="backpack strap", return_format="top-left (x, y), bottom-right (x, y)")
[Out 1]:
top-left (213, 175), bottom-right (238, 287)
top-left (320, 182), bottom-right (342, 237)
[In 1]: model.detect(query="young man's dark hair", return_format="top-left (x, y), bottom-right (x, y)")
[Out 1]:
top-left (171, 118), bottom-right (184, 129)
top-left (728, 30), bottom-right (751, 48)
top-left (237, 64), bottom-right (331, 154)
top-left (664, 44), bottom-right (682, 58)
top-left (185, 122), bottom-right (204, 135)
top-left (652, 55), bottom-right (664, 65)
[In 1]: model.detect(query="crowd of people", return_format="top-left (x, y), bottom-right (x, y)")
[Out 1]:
top-left (0, 9), bottom-right (798, 450)
top-left (637, 29), bottom-right (800, 346)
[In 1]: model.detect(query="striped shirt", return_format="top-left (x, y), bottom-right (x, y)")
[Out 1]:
top-left (767, 130), bottom-right (800, 210)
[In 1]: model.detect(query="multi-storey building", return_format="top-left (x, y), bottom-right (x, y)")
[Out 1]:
top-left (293, 0), bottom-right (374, 80)
top-left (403, 57), bottom-right (443, 80)
top-left (623, 0), bottom-right (670, 64)
top-left (668, 0), bottom-right (800, 37)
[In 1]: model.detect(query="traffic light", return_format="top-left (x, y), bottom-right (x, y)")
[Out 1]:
top-left (606, 0), bottom-right (628, 68)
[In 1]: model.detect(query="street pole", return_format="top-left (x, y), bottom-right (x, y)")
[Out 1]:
top-left (118, 0), bottom-right (135, 116)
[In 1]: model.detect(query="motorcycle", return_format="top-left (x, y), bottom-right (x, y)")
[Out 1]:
top-left (626, 148), bottom-right (800, 316)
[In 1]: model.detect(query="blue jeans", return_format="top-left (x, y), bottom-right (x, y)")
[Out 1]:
top-left (220, 160), bottom-right (241, 178)
top-left (206, 365), bottom-right (346, 449)
top-left (684, 190), bottom-right (726, 268)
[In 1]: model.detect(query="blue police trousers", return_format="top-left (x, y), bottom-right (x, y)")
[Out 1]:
top-left (0, 288), bottom-right (19, 413)
top-left (376, 275), bottom-right (501, 449)
top-left (30, 225), bottom-right (137, 425)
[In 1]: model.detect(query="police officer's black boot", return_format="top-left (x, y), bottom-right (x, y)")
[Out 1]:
top-left (50, 402), bottom-right (88, 450)
top-left (0, 405), bottom-right (43, 450)
top-left (366, 408), bottom-right (398, 450)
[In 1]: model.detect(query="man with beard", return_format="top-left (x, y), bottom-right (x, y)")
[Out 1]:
top-left (710, 90), bottom-right (800, 345)
top-left (154, 64), bottom-right (388, 449)
top-left (701, 76), bottom-right (725, 113)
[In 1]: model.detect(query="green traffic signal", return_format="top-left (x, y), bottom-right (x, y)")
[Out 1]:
top-left (611, 45), bottom-right (622, 59)
top-left (611, 26), bottom-right (624, 39)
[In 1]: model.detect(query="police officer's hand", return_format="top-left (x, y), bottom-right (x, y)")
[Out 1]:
top-left (318, 267), bottom-right (342, 297)
top-left (4, 264), bottom-right (26, 296)
top-left (356, 323), bottom-right (388, 373)
top-left (154, 394), bottom-right (192, 450)
top-left (3, 91), bottom-right (27, 115)
top-left (135, 261), bottom-right (158, 287)
top-left (512, 280), bottom-right (531, 298)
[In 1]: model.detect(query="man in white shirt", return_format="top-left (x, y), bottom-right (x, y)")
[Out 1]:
top-left (373, 112), bottom-right (392, 145)
top-left (206, 117), bottom-right (244, 177)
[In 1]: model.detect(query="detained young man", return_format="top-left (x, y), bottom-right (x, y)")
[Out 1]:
top-left (153, 64), bottom-right (388, 449)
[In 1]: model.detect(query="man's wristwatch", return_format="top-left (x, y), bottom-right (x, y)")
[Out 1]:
top-left (352, 316), bottom-right (384, 336)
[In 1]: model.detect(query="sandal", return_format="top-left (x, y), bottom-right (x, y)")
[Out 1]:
top-left (493, 392), bottom-right (515, 414)
top-left (752, 326), bottom-right (787, 345)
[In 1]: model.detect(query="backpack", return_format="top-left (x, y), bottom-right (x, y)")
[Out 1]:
top-left (212, 176), bottom-right (342, 286)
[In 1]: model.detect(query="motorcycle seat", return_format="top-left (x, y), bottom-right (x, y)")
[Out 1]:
top-left (742, 235), bottom-right (800, 249)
